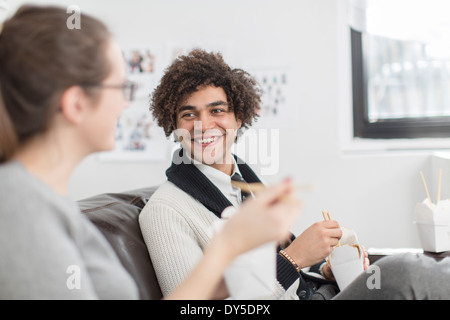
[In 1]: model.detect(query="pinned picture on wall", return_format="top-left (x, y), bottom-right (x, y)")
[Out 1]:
top-left (122, 45), bottom-right (167, 100)
top-left (99, 99), bottom-right (171, 161)
top-left (245, 64), bottom-right (293, 129)
top-left (98, 44), bottom-right (171, 161)
top-left (255, 69), bottom-right (288, 117)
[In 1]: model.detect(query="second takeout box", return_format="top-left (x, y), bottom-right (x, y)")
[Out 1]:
top-left (328, 227), bottom-right (364, 291)
top-left (414, 199), bottom-right (450, 253)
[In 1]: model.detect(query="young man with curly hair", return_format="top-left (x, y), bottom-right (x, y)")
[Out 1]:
top-left (140, 49), bottom-right (450, 301)
top-left (138, 48), bottom-right (351, 300)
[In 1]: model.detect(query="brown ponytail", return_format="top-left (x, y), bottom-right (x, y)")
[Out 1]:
top-left (0, 89), bottom-right (17, 163)
top-left (0, 5), bottom-right (112, 163)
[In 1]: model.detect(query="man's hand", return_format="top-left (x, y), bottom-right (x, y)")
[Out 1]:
top-left (284, 220), bottom-right (342, 269)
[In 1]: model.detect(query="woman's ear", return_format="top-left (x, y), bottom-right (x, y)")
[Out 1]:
top-left (59, 86), bottom-right (88, 125)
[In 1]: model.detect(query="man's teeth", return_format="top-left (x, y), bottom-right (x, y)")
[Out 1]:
top-left (197, 137), bottom-right (217, 144)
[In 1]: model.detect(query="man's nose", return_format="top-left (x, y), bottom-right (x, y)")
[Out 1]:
top-left (197, 112), bottom-right (215, 131)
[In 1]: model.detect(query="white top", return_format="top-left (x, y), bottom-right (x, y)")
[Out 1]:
top-left (191, 154), bottom-right (243, 208)
top-left (0, 161), bottom-right (139, 299)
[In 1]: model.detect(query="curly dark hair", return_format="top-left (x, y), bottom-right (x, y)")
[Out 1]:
top-left (150, 49), bottom-right (262, 138)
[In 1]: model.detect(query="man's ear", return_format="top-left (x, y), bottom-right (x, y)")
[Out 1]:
top-left (59, 86), bottom-right (88, 125)
top-left (234, 118), bottom-right (243, 143)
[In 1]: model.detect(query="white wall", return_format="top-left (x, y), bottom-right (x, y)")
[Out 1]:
top-left (7, 0), bottom-right (448, 249)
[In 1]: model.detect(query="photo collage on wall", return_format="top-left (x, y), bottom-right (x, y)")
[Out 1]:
top-left (100, 44), bottom-right (169, 161)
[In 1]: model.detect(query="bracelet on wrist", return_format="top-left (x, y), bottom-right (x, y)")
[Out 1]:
top-left (279, 249), bottom-right (300, 273)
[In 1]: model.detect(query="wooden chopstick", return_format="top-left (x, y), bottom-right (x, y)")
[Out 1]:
top-left (231, 181), bottom-right (313, 194)
top-left (322, 210), bottom-right (341, 247)
top-left (420, 171), bottom-right (433, 205)
top-left (321, 210), bottom-right (331, 221)
top-left (230, 181), bottom-right (266, 193)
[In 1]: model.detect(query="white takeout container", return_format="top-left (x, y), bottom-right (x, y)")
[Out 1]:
top-left (224, 241), bottom-right (276, 299)
top-left (329, 244), bottom-right (364, 291)
top-left (211, 207), bottom-right (276, 299)
top-left (327, 227), bottom-right (364, 291)
top-left (414, 199), bottom-right (450, 253)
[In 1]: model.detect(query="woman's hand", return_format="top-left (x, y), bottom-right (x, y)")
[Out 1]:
top-left (221, 179), bottom-right (302, 259)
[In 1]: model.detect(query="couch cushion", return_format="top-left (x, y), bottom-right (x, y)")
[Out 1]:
top-left (77, 186), bottom-right (162, 300)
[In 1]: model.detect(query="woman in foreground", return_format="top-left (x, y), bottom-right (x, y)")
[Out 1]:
top-left (0, 5), bottom-right (301, 299)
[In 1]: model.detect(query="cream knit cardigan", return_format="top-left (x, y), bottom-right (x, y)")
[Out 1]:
top-left (139, 180), bottom-right (299, 299)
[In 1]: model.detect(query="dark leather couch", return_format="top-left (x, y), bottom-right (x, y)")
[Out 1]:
top-left (77, 186), bottom-right (162, 300)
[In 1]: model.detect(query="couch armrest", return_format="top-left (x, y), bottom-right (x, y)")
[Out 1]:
top-left (77, 186), bottom-right (162, 300)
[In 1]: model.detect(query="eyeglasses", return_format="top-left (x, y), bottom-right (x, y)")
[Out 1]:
top-left (82, 80), bottom-right (137, 101)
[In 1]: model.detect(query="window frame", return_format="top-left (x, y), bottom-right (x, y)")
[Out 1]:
top-left (351, 28), bottom-right (450, 139)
